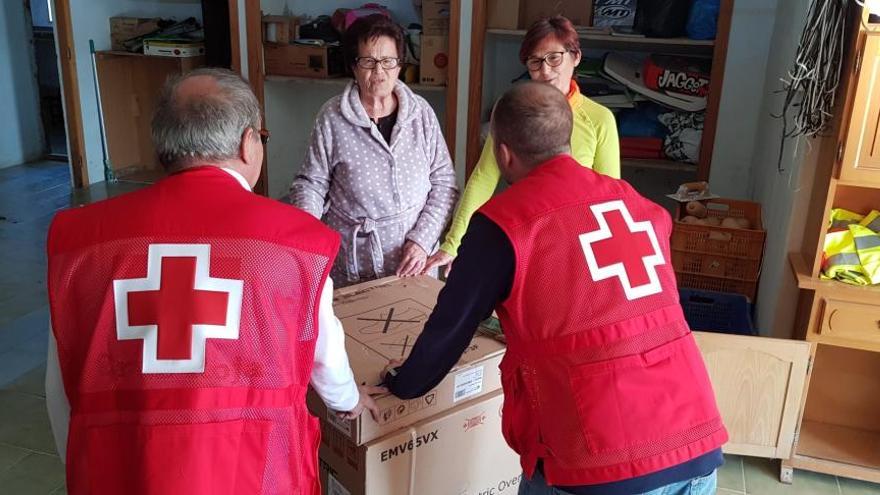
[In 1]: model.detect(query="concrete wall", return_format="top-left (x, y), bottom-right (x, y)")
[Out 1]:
top-left (0, 0), bottom-right (44, 168)
top-left (67, 0), bottom-right (202, 183)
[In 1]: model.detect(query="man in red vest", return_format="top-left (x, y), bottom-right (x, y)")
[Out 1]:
top-left (45, 68), bottom-right (380, 495)
top-left (383, 81), bottom-right (727, 495)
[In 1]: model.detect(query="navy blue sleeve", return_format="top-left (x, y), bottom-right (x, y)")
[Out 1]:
top-left (386, 214), bottom-right (514, 399)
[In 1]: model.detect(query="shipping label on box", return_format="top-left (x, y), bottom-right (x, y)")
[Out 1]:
top-left (421, 0), bottom-right (451, 34)
top-left (319, 390), bottom-right (522, 495)
top-left (419, 35), bottom-right (449, 86)
top-left (308, 276), bottom-right (505, 445)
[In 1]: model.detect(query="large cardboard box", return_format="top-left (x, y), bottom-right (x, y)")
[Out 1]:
top-left (320, 390), bottom-right (522, 495)
top-left (421, 0), bottom-right (451, 35)
top-left (487, 0), bottom-right (521, 30)
top-left (520, 0), bottom-right (593, 29)
top-left (419, 35), bottom-right (449, 86)
top-left (264, 43), bottom-right (344, 78)
top-left (110, 16), bottom-right (161, 51)
top-left (308, 276), bottom-right (505, 445)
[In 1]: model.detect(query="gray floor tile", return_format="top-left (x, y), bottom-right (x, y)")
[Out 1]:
top-left (4, 365), bottom-right (47, 397)
top-left (719, 455), bottom-right (745, 492)
top-left (51, 485), bottom-right (67, 494)
top-left (743, 456), bottom-right (841, 494)
top-left (0, 391), bottom-right (56, 455)
top-left (0, 443), bottom-right (30, 473)
top-left (717, 489), bottom-right (746, 495)
top-left (839, 477), bottom-right (880, 495)
top-left (0, 453), bottom-right (65, 494)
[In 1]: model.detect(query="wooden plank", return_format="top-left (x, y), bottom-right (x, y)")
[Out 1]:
top-left (621, 158), bottom-right (697, 172)
top-left (487, 28), bottom-right (715, 51)
top-left (229, 0), bottom-right (241, 73)
top-left (697, 0), bottom-right (734, 182)
top-left (244, 0), bottom-right (268, 196)
top-left (465, 0), bottom-right (487, 178)
top-left (264, 75), bottom-right (447, 92)
top-left (797, 420), bottom-right (880, 472)
top-left (789, 452), bottom-right (880, 485)
top-left (53, 0), bottom-right (88, 187)
top-left (444, 0), bottom-right (460, 156)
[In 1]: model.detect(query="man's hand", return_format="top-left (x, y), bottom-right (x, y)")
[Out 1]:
top-left (423, 250), bottom-right (455, 278)
top-left (396, 241), bottom-right (427, 277)
top-left (337, 385), bottom-right (386, 422)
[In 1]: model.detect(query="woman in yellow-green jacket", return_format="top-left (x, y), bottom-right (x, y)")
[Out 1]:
top-left (424, 15), bottom-right (621, 274)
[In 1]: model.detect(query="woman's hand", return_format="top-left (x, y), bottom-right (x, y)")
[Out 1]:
top-left (396, 241), bottom-right (427, 277)
top-left (423, 251), bottom-right (455, 278)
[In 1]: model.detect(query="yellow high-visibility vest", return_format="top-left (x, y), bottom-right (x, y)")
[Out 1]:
top-left (852, 224), bottom-right (880, 285)
top-left (822, 228), bottom-right (871, 285)
top-left (860, 210), bottom-right (880, 233)
top-left (829, 208), bottom-right (865, 230)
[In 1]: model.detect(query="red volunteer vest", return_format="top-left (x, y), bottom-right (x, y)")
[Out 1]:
top-left (46, 167), bottom-right (340, 495)
top-left (479, 155), bottom-right (727, 486)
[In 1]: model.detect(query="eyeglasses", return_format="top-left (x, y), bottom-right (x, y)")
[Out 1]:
top-left (525, 51), bottom-right (571, 71)
top-left (355, 57), bottom-right (402, 70)
top-left (259, 128), bottom-right (270, 145)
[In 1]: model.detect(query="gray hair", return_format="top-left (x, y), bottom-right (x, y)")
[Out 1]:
top-left (152, 68), bottom-right (261, 170)
top-left (491, 81), bottom-right (572, 168)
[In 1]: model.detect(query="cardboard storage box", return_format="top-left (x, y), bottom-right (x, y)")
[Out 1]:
top-left (308, 276), bottom-right (505, 445)
top-left (110, 16), bottom-right (160, 51)
top-left (320, 390), bottom-right (522, 495)
top-left (264, 43), bottom-right (344, 78)
top-left (419, 35), bottom-right (449, 86)
top-left (487, 0), bottom-right (521, 30)
top-left (520, 0), bottom-right (593, 29)
top-left (262, 15), bottom-right (299, 45)
top-left (421, 0), bottom-right (451, 35)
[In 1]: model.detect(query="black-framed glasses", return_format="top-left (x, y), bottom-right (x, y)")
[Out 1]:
top-left (525, 51), bottom-right (570, 71)
top-left (355, 57), bottom-right (402, 70)
top-left (259, 128), bottom-right (270, 145)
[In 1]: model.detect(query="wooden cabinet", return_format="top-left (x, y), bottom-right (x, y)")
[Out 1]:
top-left (839, 34), bottom-right (880, 186)
top-left (786, 10), bottom-right (880, 485)
top-left (694, 332), bottom-right (811, 460)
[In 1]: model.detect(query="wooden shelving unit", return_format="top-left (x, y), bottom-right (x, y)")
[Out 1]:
top-left (264, 75), bottom-right (447, 93)
top-left (783, 8), bottom-right (880, 485)
top-left (466, 0), bottom-right (734, 181)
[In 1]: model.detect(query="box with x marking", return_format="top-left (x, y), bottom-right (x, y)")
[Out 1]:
top-left (306, 276), bottom-right (506, 445)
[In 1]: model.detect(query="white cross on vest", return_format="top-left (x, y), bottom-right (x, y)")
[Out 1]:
top-left (113, 244), bottom-right (244, 374)
top-left (578, 200), bottom-right (666, 300)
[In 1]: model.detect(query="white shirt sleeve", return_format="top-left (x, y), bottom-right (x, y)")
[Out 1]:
top-left (310, 277), bottom-right (360, 412)
top-left (45, 325), bottom-right (70, 462)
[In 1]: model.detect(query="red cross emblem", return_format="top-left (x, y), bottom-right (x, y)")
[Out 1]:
top-left (578, 200), bottom-right (665, 300)
top-left (113, 244), bottom-right (243, 373)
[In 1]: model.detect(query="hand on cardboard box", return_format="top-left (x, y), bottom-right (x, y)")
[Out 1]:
top-left (423, 250), bottom-right (454, 278)
top-left (397, 241), bottom-right (428, 277)
top-left (337, 385), bottom-right (387, 422)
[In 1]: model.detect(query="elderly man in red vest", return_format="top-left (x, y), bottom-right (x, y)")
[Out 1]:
top-left (383, 81), bottom-right (727, 495)
top-left (45, 68), bottom-right (380, 495)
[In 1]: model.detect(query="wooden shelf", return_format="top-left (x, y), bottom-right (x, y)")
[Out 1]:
top-left (621, 158), bottom-right (697, 172)
top-left (487, 28), bottom-right (715, 53)
top-left (793, 421), bottom-right (880, 480)
top-left (789, 252), bottom-right (880, 297)
top-left (264, 75), bottom-right (447, 93)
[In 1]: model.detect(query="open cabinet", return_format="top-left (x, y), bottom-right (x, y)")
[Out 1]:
top-left (785, 7), bottom-right (880, 484)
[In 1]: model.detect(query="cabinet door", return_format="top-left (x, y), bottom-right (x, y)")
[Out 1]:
top-left (693, 332), bottom-right (811, 459)
top-left (840, 34), bottom-right (880, 185)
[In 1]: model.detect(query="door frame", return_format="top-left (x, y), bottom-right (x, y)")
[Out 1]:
top-left (52, 0), bottom-right (88, 187)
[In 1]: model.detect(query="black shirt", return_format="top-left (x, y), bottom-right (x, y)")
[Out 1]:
top-left (385, 213), bottom-right (722, 495)
top-left (374, 110), bottom-right (398, 145)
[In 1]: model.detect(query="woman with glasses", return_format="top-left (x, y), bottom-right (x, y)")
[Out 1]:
top-left (424, 16), bottom-right (621, 275)
top-left (290, 16), bottom-right (458, 286)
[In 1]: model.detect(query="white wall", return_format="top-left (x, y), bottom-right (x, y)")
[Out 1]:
top-left (67, 0), bottom-right (202, 183)
top-left (747, 0), bottom-right (816, 337)
top-left (707, 0), bottom-right (780, 198)
top-left (0, 0), bottom-right (44, 168)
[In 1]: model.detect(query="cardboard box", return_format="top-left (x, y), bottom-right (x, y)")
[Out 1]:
top-left (319, 390), bottom-right (522, 495)
top-left (263, 43), bottom-right (344, 78)
top-left (421, 0), bottom-right (451, 35)
top-left (262, 15), bottom-right (299, 45)
top-left (520, 0), bottom-right (593, 29)
top-left (487, 0), bottom-right (521, 30)
top-left (419, 35), bottom-right (449, 86)
top-left (110, 16), bottom-right (161, 51)
top-left (308, 276), bottom-right (505, 445)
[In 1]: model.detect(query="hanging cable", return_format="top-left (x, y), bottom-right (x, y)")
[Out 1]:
top-left (773, 0), bottom-right (848, 172)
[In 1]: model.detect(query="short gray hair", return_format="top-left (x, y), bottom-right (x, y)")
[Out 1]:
top-left (491, 81), bottom-right (572, 167)
top-left (152, 68), bottom-right (261, 170)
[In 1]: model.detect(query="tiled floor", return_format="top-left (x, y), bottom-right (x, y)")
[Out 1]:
top-left (2, 161), bottom-right (880, 494)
